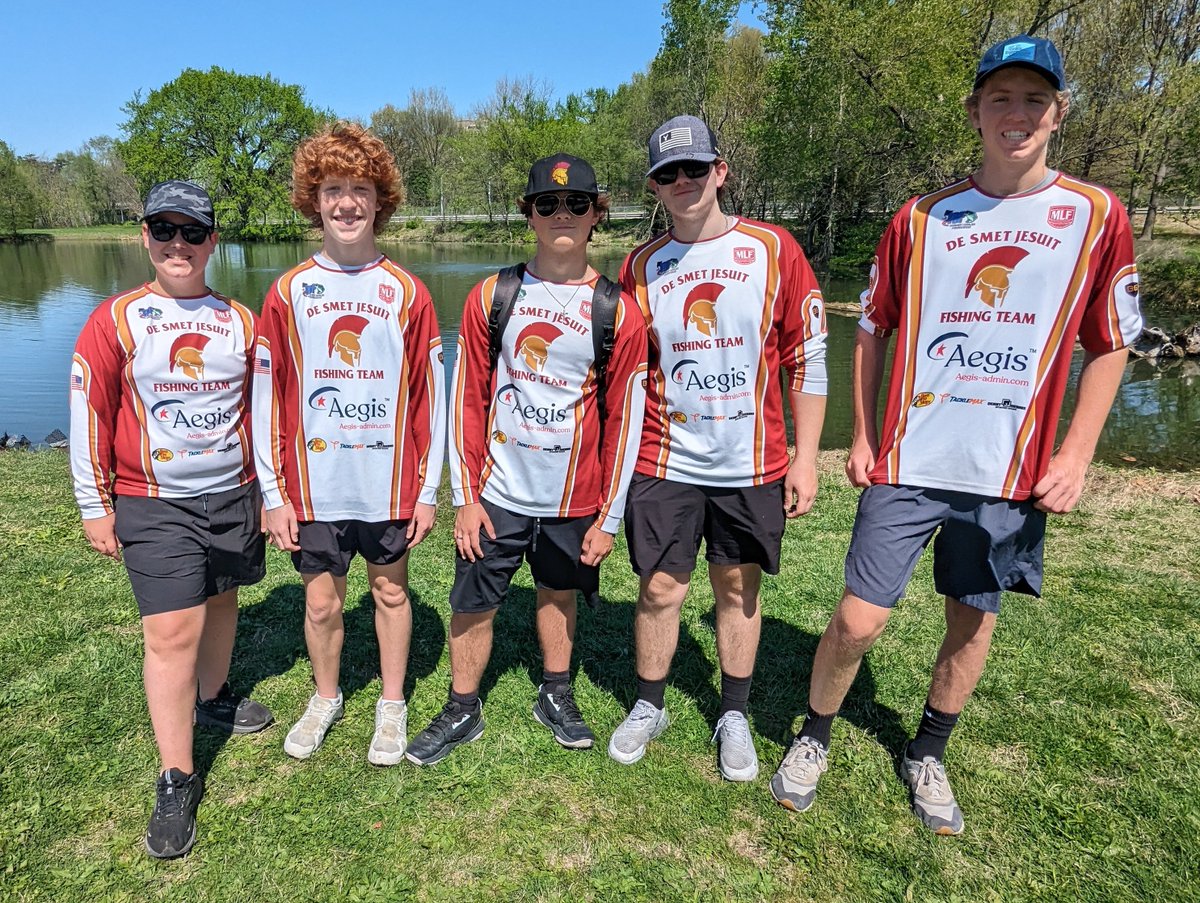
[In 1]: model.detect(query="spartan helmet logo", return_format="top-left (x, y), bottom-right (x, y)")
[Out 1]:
top-left (682, 282), bottom-right (725, 336)
top-left (965, 247), bottom-right (1030, 308)
top-left (327, 315), bottom-right (370, 367)
top-left (551, 161), bottom-right (570, 186)
top-left (168, 333), bottom-right (211, 381)
top-left (514, 322), bottom-right (564, 372)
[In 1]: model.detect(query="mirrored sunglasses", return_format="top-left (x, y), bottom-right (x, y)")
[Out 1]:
top-left (651, 160), bottom-right (713, 186)
top-left (532, 193), bottom-right (594, 217)
top-left (147, 220), bottom-right (213, 245)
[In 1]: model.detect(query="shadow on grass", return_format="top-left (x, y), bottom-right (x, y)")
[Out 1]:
top-left (193, 583), bottom-right (445, 778)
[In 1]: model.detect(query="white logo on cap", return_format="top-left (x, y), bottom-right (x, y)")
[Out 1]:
top-left (659, 127), bottom-right (694, 152)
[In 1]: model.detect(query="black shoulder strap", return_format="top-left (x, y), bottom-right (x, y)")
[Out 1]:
top-left (590, 274), bottom-right (623, 420)
top-left (487, 263), bottom-right (525, 372)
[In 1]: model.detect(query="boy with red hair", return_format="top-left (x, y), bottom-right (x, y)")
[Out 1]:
top-left (253, 122), bottom-right (446, 765)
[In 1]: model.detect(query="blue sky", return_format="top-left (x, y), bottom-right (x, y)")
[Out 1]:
top-left (2, 0), bottom-right (760, 159)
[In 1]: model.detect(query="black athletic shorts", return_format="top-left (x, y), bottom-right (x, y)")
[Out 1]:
top-left (114, 481), bottom-right (265, 618)
top-left (623, 473), bottom-right (786, 576)
top-left (448, 498), bottom-right (600, 614)
top-left (844, 484), bottom-right (1047, 614)
top-left (292, 519), bottom-right (412, 577)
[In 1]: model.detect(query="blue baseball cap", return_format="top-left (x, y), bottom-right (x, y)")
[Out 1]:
top-left (975, 34), bottom-right (1066, 90)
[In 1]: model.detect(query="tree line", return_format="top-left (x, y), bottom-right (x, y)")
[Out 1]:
top-left (2, 0), bottom-right (1197, 268)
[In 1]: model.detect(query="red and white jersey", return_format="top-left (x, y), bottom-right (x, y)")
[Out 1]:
top-left (252, 253), bottom-right (447, 522)
top-left (449, 271), bottom-right (647, 533)
top-left (620, 217), bottom-right (827, 487)
top-left (70, 285), bottom-right (257, 519)
top-left (862, 174), bottom-right (1143, 499)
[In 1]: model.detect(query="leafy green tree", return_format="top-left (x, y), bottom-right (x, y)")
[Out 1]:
top-left (0, 141), bottom-right (37, 237)
top-left (119, 67), bottom-right (322, 238)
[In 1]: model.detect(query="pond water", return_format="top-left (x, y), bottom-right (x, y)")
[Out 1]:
top-left (0, 239), bottom-right (1195, 468)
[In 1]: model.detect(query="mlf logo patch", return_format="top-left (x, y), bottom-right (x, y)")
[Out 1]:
top-left (328, 315), bottom-right (369, 367)
top-left (169, 333), bottom-right (211, 381)
top-left (965, 246), bottom-right (1030, 308)
top-left (214, 308), bottom-right (233, 323)
top-left (683, 283), bottom-right (725, 336)
top-left (733, 247), bottom-right (756, 265)
top-left (378, 284), bottom-right (395, 304)
top-left (515, 323), bottom-right (563, 372)
top-left (1047, 206), bottom-right (1076, 229)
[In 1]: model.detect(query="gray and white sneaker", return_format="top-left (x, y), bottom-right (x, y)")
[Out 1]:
top-left (769, 736), bottom-right (828, 812)
top-left (712, 711), bottom-right (759, 781)
top-left (902, 754), bottom-right (964, 835)
top-left (283, 690), bottom-right (344, 760)
top-left (367, 698), bottom-right (407, 766)
top-left (607, 700), bottom-right (670, 765)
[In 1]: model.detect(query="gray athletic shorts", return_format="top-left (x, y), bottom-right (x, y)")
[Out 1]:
top-left (844, 484), bottom-right (1046, 614)
top-left (114, 481), bottom-right (265, 617)
top-left (292, 519), bottom-right (412, 577)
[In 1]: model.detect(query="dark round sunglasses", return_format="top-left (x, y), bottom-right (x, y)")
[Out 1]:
top-left (147, 220), bottom-right (213, 245)
top-left (532, 193), bottom-right (594, 217)
top-left (651, 160), bottom-right (713, 186)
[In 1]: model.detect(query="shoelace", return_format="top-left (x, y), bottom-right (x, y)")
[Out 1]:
top-left (713, 713), bottom-right (751, 749)
top-left (430, 701), bottom-right (474, 737)
top-left (548, 690), bottom-right (583, 722)
top-left (783, 738), bottom-right (826, 776)
top-left (155, 779), bottom-right (185, 820)
top-left (913, 759), bottom-right (952, 801)
top-left (625, 700), bottom-right (660, 730)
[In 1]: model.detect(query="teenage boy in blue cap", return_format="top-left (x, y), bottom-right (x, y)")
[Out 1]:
top-left (771, 34), bottom-right (1142, 834)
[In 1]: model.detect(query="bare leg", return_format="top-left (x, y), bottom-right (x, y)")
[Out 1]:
top-left (710, 564), bottom-right (762, 679)
top-left (368, 558), bottom-right (411, 701)
top-left (303, 571), bottom-right (347, 698)
top-left (536, 588), bottom-right (577, 674)
top-left (926, 596), bottom-right (997, 713)
top-left (634, 571), bottom-right (691, 681)
top-left (808, 590), bottom-right (893, 715)
top-left (143, 605), bottom-right (207, 773)
top-left (448, 610), bottom-right (498, 697)
top-left (195, 589), bottom-right (238, 700)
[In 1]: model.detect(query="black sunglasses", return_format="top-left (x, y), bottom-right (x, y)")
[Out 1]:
top-left (532, 193), bottom-right (594, 217)
top-left (651, 160), bottom-right (713, 186)
top-left (147, 220), bottom-right (213, 245)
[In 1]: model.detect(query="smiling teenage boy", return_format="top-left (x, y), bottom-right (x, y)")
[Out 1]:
top-left (253, 122), bottom-right (446, 765)
top-left (405, 154), bottom-right (647, 765)
top-left (770, 35), bottom-right (1143, 834)
top-left (70, 180), bottom-right (271, 859)
top-left (611, 117), bottom-right (828, 781)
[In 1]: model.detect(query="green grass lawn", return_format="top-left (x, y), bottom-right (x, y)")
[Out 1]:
top-left (1, 452), bottom-right (1197, 902)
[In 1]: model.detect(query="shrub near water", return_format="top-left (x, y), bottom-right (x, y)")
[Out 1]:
top-left (1136, 242), bottom-right (1200, 312)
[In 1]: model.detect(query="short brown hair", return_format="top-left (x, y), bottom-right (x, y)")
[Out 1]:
top-left (291, 121), bottom-right (402, 233)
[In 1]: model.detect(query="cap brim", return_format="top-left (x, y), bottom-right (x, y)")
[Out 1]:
top-left (974, 61), bottom-right (1063, 90)
top-left (646, 152), bottom-right (720, 180)
top-left (142, 206), bottom-right (214, 228)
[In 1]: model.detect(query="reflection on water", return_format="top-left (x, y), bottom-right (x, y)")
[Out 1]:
top-left (1, 240), bottom-right (1195, 470)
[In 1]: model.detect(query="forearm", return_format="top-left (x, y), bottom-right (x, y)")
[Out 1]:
top-left (788, 390), bottom-right (826, 464)
top-left (850, 328), bottom-right (888, 447)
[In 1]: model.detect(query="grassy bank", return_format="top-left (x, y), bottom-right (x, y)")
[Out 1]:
top-left (1, 451), bottom-right (1197, 901)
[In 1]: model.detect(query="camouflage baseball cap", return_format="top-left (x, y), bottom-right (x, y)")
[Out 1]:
top-left (142, 180), bottom-right (215, 228)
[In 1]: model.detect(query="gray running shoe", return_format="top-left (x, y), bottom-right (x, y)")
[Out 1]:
top-left (712, 711), bottom-right (759, 781)
top-left (283, 690), bottom-right (344, 760)
top-left (902, 754), bottom-right (965, 835)
top-left (367, 698), bottom-right (408, 766)
top-left (769, 736), bottom-right (828, 812)
top-left (607, 699), bottom-right (669, 765)
top-left (405, 700), bottom-right (485, 766)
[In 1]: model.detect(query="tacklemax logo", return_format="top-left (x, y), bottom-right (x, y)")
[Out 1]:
top-left (669, 358), bottom-right (749, 393)
top-left (150, 398), bottom-right (234, 431)
top-left (965, 247), bottom-right (1030, 308)
top-left (515, 323), bottom-right (564, 372)
top-left (494, 382), bottom-right (568, 425)
top-left (302, 282), bottom-right (325, 299)
top-left (926, 332), bottom-right (1031, 375)
top-left (683, 283), bottom-right (724, 336)
top-left (307, 386), bottom-right (389, 422)
top-left (169, 333), bottom-right (210, 381)
top-left (328, 315), bottom-right (369, 367)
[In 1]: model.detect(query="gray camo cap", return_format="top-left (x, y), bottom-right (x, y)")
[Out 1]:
top-left (142, 180), bottom-right (215, 228)
top-left (646, 115), bottom-right (721, 178)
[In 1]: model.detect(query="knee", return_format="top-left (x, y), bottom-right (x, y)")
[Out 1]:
top-left (305, 593), bottom-right (344, 627)
top-left (371, 576), bottom-right (409, 613)
top-left (143, 613), bottom-right (202, 659)
top-left (640, 572), bottom-right (687, 613)
top-left (828, 599), bottom-right (889, 653)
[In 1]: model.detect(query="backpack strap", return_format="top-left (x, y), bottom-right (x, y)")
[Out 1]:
top-left (487, 263), bottom-right (526, 372)
top-left (589, 275), bottom-right (623, 421)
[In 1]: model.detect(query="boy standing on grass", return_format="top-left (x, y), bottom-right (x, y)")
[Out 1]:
top-left (771, 34), bottom-right (1143, 834)
top-left (610, 116), bottom-right (828, 781)
top-left (253, 122), bottom-right (446, 765)
top-left (405, 153), bottom-right (646, 765)
top-left (70, 180), bottom-right (272, 859)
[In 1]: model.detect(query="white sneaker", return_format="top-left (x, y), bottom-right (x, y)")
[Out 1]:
top-left (712, 711), bottom-right (759, 781)
top-left (283, 690), bottom-right (344, 760)
top-left (607, 700), bottom-right (669, 765)
top-left (367, 698), bottom-right (408, 766)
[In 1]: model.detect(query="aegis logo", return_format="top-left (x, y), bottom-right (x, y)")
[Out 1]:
top-left (669, 358), bottom-right (749, 393)
top-left (149, 398), bottom-right (234, 431)
top-left (307, 385), bottom-right (389, 422)
top-left (494, 382), bottom-right (568, 426)
top-left (925, 332), bottom-right (1031, 375)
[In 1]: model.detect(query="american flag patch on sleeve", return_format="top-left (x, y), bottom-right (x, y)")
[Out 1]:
top-left (253, 356), bottom-right (270, 375)
top-left (71, 374), bottom-right (84, 391)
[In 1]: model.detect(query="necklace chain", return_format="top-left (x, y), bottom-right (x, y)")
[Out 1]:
top-left (539, 279), bottom-right (586, 311)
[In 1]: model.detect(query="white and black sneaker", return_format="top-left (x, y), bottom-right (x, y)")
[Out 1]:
top-left (533, 684), bottom-right (595, 749)
top-left (145, 768), bottom-right (204, 859)
top-left (405, 700), bottom-right (485, 765)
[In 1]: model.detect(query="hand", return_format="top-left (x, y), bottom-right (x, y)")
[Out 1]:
top-left (580, 524), bottom-right (615, 566)
top-left (784, 457), bottom-right (818, 518)
top-left (82, 513), bottom-right (121, 562)
top-left (845, 437), bottom-right (878, 489)
top-left (455, 503), bottom-right (496, 562)
top-left (406, 502), bottom-right (436, 547)
top-left (1032, 452), bottom-right (1089, 514)
top-left (264, 504), bottom-right (300, 551)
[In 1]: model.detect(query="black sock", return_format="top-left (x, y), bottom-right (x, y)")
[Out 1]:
top-left (636, 675), bottom-right (667, 710)
top-left (718, 671), bottom-right (753, 716)
top-left (798, 706), bottom-right (836, 748)
top-left (907, 702), bottom-right (960, 762)
top-left (542, 669), bottom-right (570, 694)
top-left (449, 688), bottom-right (479, 710)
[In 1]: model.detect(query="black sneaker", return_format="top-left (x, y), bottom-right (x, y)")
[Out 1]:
top-left (533, 684), bottom-right (595, 749)
top-left (145, 768), bottom-right (204, 859)
top-left (195, 683), bottom-right (274, 734)
top-left (404, 700), bottom-right (484, 765)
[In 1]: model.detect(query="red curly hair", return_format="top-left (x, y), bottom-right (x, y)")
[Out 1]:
top-left (291, 121), bottom-right (402, 233)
